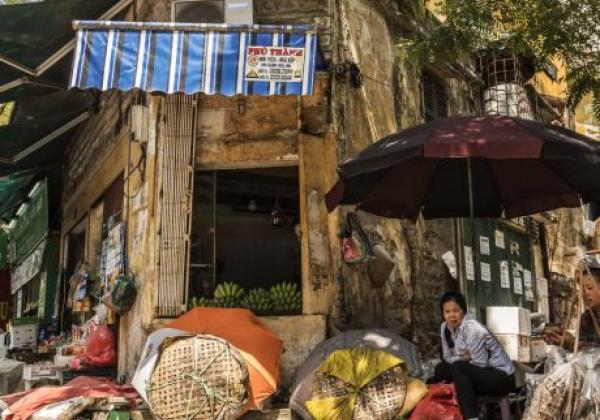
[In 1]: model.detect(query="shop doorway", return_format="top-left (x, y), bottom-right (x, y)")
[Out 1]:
top-left (190, 166), bottom-right (301, 314)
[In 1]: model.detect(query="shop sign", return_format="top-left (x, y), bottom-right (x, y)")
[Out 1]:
top-left (246, 46), bottom-right (305, 82)
top-left (11, 239), bottom-right (46, 294)
top-left (8, 179), bottom-right (48, 266)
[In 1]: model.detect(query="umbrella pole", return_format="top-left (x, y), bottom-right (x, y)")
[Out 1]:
top-left (467, 158), bottom-right (479, 305)
top-left (467, 158), bottom-right (474, 219)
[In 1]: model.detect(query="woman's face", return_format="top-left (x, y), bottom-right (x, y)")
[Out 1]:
top-left (582, 274), bottom-right (600, 308)
top-left (442, 301), bottom-right (465, 329)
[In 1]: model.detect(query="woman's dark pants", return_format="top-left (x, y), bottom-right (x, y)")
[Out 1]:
top-left (430, 361), bottom-right (516, 418)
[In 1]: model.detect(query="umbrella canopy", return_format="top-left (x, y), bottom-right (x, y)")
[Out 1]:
top-left (165, 307), bottom-right (283, 410)
top-left (290, 329), bottom-right (422, 419)
top-left (325, 116), bottom-right (600, 220)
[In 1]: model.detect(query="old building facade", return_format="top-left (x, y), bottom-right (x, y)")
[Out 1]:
top-left (58, 0), bottom-right (587, 385)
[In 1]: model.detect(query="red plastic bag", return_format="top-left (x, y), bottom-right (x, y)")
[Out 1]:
top-left (72, 324), bottom-right (116, 369)
top-left (409, 383), bottom-right (464, 420)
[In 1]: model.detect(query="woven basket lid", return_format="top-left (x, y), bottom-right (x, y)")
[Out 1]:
top-left (147, 334), bottom-right (249, 420)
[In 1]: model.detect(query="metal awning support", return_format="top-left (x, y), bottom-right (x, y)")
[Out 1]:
top-left (10, 111), bottom-right (92, 163)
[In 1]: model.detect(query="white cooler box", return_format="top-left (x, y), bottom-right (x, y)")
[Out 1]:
top-left (486, 306), bottom-right (531, 336)
top-left (495, 333), bottom-right (531, 363)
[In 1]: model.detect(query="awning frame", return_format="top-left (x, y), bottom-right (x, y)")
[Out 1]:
top-left (0, 0), bottom-right (133, 81)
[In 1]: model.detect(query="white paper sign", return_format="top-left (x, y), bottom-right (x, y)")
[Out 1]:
top-left (514, 273), bottom-right (523, 295)
top-left (481, 262), bottom-right (491, 282)
top-left (480, 236), bottom-right (491, 255)
top-left (523, 270), bottom-right (532, 288)
top-left (464, 246), bottom-right (475, 280)
top-left (442, 251), bottom-right (458, 279)
top-left (246, 45), bottom-right (305, 82)
top-left (525, 289), bottom-right (534, 301)
top-left (495, 230), bottom-right (505, 249)
top-left (500, 260), bottom-right (510, 288)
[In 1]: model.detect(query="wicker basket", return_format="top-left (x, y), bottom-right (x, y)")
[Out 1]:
top-left (147, 335), bottom-right (249, 420)
top-left (311, 365), bottom-right (407, 420)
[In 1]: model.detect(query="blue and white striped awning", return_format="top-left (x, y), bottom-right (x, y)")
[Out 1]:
top-left (69, 21), bottom-right (318, 96)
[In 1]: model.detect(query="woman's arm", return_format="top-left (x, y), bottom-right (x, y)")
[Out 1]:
top-left (461, 322), bottom-right (489, 367)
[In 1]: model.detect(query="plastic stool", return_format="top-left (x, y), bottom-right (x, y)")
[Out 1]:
top-left (479, 394), bottom-right (525, 420)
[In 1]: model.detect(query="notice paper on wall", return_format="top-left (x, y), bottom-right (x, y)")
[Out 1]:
top-left (464, 246), bottom-right (475, 281)
top-left (495, 230), bottom-right (505, 249)
top-left (525, 289), bottom-right (534, 301)
top-left (500, 260), bottom-right (510, 288)
top-left (514, 273), bottom-right (523, 295)
top-left (480, 236), bottom-right (491, 255)
top-left (523, 269), bottom-right (532, 289)
top-left (481, 262), bottom-right (491, 282)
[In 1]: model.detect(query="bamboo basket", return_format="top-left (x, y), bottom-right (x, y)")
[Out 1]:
top-left (147, 335), bottom-right (249, 420)
top-left (311, 365), bottom-right (408, 420)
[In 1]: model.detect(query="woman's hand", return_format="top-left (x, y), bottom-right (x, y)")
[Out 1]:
top-left (459, 351), bottom-right (471, 361)
top-left (544, 327), bottom-right (575, 349)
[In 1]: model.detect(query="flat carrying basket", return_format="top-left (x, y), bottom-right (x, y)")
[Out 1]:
top-left (311, 364), bottom-right (408, 420)
top-left (147, 334), bottom-right (249, 420)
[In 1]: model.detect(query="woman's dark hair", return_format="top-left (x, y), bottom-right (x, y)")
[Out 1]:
top-left (440, 292), bottom-right (467, 349)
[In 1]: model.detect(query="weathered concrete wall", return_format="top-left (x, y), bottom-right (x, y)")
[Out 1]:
top-left (326, 0), bottom-right (477, 359)
top-left (63, 92), bottom-right (159, 378)
top-left (261, 315), bottom-right (326, 388)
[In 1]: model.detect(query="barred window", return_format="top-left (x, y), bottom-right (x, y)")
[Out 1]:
top-left (421, 70), bottom-right (448, 121)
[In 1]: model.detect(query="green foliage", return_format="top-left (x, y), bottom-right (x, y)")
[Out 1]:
top-left (410, 0), bottom-right (600, 120)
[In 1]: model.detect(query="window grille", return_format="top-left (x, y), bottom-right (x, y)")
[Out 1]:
top-left (421, 70), bottom-right (448, 121)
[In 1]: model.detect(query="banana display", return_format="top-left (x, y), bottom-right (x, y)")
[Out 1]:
top-left (188, 281), bottom-right (302, 312)
top-left (241, 288), bottom-right (273, 312)
top-left (213, 281), bottom-right (245, 308)
top-left (270, 282), bottom-right (302, 312)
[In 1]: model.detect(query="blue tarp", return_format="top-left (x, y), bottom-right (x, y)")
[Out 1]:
top-left (69, 21), bottom-right (318, 96)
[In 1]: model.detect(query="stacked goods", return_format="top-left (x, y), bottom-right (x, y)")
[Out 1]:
top-left (270, 282), bottom-right (302, 312)
top-left (213, 282), bottom-right (245, 308)
top-left (241, 288), bottom-right (273, 313)
top-left (147, 335), bottom-right (249, 420)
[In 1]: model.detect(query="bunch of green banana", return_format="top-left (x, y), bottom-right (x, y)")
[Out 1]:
top-left (213, 282), bottom-right (245, 308)
top-left (270, 282), bottom-right (302, 311)
top-left (188, 296), bottom-right (214, 309)
top-left (241, 288), bottom-right (273, 313)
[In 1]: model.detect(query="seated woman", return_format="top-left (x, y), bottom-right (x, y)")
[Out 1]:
top-left (545, 265), bottom-right (600, 350)
top-left (429, 292), bottom-right (515, 420)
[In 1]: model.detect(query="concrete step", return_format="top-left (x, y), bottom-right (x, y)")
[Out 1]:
top-left (241, 407), bottom-right (297, 420)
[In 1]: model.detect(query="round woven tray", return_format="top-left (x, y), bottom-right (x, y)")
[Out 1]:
top-left (147, 334), bottom-right (249, 420)
top-left (311, 365), bottom-right (407, 420)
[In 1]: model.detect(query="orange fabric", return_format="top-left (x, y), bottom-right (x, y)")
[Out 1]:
top-left (1, 376), bottom-right (139, 420)
top-left (166, 307), bottom-right (283, 410)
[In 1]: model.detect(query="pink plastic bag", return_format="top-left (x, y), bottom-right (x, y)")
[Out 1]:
top-left (410, 383), bottom-right (464, 420)
top-left (72, 324), bottom-right (116, 369)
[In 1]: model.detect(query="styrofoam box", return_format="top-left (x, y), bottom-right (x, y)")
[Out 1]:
top-left (495, 333), bottom-right (531, 363)
top-left (530, 338), bottom-right (548, 363)
top-left (23, 364), bottom-right (60, 381)
top-left (9, 321), bottom-right (38, 349)
top-left (486, 306), bottom-right (531, 336)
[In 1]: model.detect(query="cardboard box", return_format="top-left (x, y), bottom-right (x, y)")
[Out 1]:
top-left (23, 364), bottom-right (60, 381)
top-left (486, 306), bottom-right (531, 336)
top-left (495, 333), bottom-right (531, 363)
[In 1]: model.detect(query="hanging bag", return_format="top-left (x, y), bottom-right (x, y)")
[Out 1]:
top-left (342, 213), bottom-right (373, 265)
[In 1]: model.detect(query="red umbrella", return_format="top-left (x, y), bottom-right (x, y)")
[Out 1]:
top-left (326, 116), bottom-right (600, 220)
